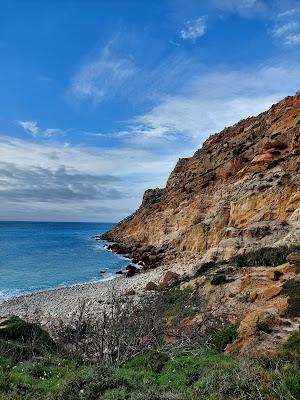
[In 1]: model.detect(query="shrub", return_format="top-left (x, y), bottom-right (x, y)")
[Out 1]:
top-left (233, 145), bottom-right (247, 157)
top-left (258, 184), bottom-right (272, 191)
top-left (235, 256), bottom-right (248, 268)
top-left (231, 245), bottom-right (300, 268)
top-left (281, 332), bottom-right (300, 363)
top-left (267, 159), bottom-right (280, 169)
top-left (256, 321), bottom-right (272, 334)
top-left (124, 350), bottom-right (170, 373)
top-left (194, 261), bottom-right (216, 277)
top-left (208, 326), bottom-right (238, 351)
top-left (283, 280), bottom-right (300, 318)
top-left (159, 287), bottom-right (199, 319)
top-left (211, 274), bottom-right (227, 285)
top-left (0, 317), bottom-right (55, 355)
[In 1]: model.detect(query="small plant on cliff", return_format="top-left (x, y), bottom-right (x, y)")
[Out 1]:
top-left (256, 321), bottom-right (272, 334)
top-left (283, 280), bottom-right (300, 318)
top-left (231, 245), bottom-right (300, 268)
top-left (211, 274), bottom-right (227, 285)
top-left (194, 261), bottom-right (216, 277)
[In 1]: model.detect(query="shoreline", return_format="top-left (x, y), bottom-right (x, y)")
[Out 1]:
top-left (0, 260), bottom-right (196, 324)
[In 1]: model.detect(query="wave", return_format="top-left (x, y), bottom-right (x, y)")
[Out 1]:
top-left (0, 272), bottom-right (118, 301)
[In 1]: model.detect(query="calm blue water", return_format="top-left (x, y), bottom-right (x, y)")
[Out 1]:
top-left (0, 222), bottom-right (129, 300)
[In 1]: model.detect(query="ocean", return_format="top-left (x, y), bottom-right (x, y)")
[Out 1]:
top-left (0, 221), bottom-right (129, 300)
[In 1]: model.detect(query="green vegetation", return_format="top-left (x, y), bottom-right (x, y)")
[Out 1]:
top-left (232, 144), bottom-right (248, 157)
top-left (256, 321), bottom-right (272, 334)
top-left (283, 280), bottom-right (300, 317)
top-left (206, 325), bottom-right (238, 351)
top-left (257, 184), bottom-right (272, 191)
top-left (0, 317), bottom-right (56, 362)
top-left (194, 261), bottom-right (216, 277)
top-left (282, 332), bottom-right (300, 363)
top-left (231, 245), bottom-right (300, 268)
top-left (2, 318), bottom-right (300, 399)
top-left (158, 286), bottom-right (200, 320)
top-left (211, 274), bottom-right (227, 285)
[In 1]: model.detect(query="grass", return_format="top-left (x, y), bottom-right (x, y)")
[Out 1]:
top-left (2, 318), bottom-right (300, 399)
top-left (158, 286), bottom-right (200, 320)
top-left (3, 346), bottom-right (300, 399)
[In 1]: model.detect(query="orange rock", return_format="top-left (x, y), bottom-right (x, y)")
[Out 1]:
top-left (145, 281), bottom-right (157, 291)
top-left (275, 297), bottom-right (289, 317)
top-left (160, 271), bottom-right (180, 288)
top-left (240, 275), bottom-right (252, 290)
top-left (251, 153), bottom-right (276, 163)
top-left (267, 270), bottom-right (283, 281)
top-left (249, 291), bottom-right (258, 301)
top-left (261, 286), bottom-right (282, 301)
top-left (238, 309), bottom-right (276, 338)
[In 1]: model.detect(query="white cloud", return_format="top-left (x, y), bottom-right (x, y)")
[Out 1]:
top-left (0, 135), bottom-right (179, 221)
top-left (70, 39), bottom-right (136, 103)
top-left (272, 21), bottom-right (298, 37)
top-left (271, 4), bottom-right (300, 46)
top-left (211, 0), bottom-right (263, 14)
top-left (277, 8), bottom-right (300, 18)
top-left (285, 33), bottom-right (300, 45)
top-left (180, 17), bottom-right (207, 40)
top-left (16, 120), bottom-right (63, 137)
top-left (16, 120), bottom-right (39, 136)
top-left (127, 64), bottom-right (300, 146)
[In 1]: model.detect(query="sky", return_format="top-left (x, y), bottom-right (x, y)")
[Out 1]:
top-left (1, 0), bottom-right (300, 222)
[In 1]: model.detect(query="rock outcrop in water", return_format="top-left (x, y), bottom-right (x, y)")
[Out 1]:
top-left (102, 92), bottom-right (300, 266)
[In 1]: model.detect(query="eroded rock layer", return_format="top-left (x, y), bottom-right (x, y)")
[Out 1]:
top-left (102, 92), bottom-right (300, 265)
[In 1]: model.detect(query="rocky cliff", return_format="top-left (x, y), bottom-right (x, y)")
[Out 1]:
top-left (102, 92), bottom-right (300, 266)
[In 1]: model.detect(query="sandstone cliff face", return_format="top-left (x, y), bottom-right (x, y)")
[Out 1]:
top-left (102, 92), bottom-right (300, 265)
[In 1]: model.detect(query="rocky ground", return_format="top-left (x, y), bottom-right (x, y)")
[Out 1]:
top-left (1, 249), bottom-right (300, 358)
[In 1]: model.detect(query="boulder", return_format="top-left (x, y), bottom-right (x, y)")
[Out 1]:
top-left (249, 291), bottom-right (258, 302)
top-left (251, 153), bottom-right (276, 163)
top-left (160, 271), bottom-right (180, 288)
top-left (145, 282), bottom-right (157, 291)
top-left (261, 286), bottom-right (282, 301)
top-left (287, 251), bottom-right (300, 272)
top-left (125, 264), bottom-right (139, 278)
top-left (267, 270), bottom-right (283, 281)
top-left (238, 309), bottom-right (279, 338)
top-left (125, 288), bottom-right (136, 296)
top-left (287, 251), bottom-right (300, 263)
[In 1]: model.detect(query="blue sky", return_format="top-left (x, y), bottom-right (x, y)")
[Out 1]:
top-left (1, 0), bottom-right (300, 222)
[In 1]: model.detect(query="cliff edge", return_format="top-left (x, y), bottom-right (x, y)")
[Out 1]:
top-left (101, 92), bottom-right (300, 267)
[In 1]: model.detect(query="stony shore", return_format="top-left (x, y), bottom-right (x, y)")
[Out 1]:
top-left (0, 260), bottom-right (196, 324)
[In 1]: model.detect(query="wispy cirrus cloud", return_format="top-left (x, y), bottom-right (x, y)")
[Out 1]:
top-left (271, 4), bottom-right (300, 46)
top-left (70, 38), bottom-right (137, 103)
top-left (211, 0), bottom-right (264, 14)
top-left (16, 120), bottom-right (63, 137)
top-left (125, 62), bottom-right (300, 146)
top-left (180, 17), bottom-right (207, 41)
